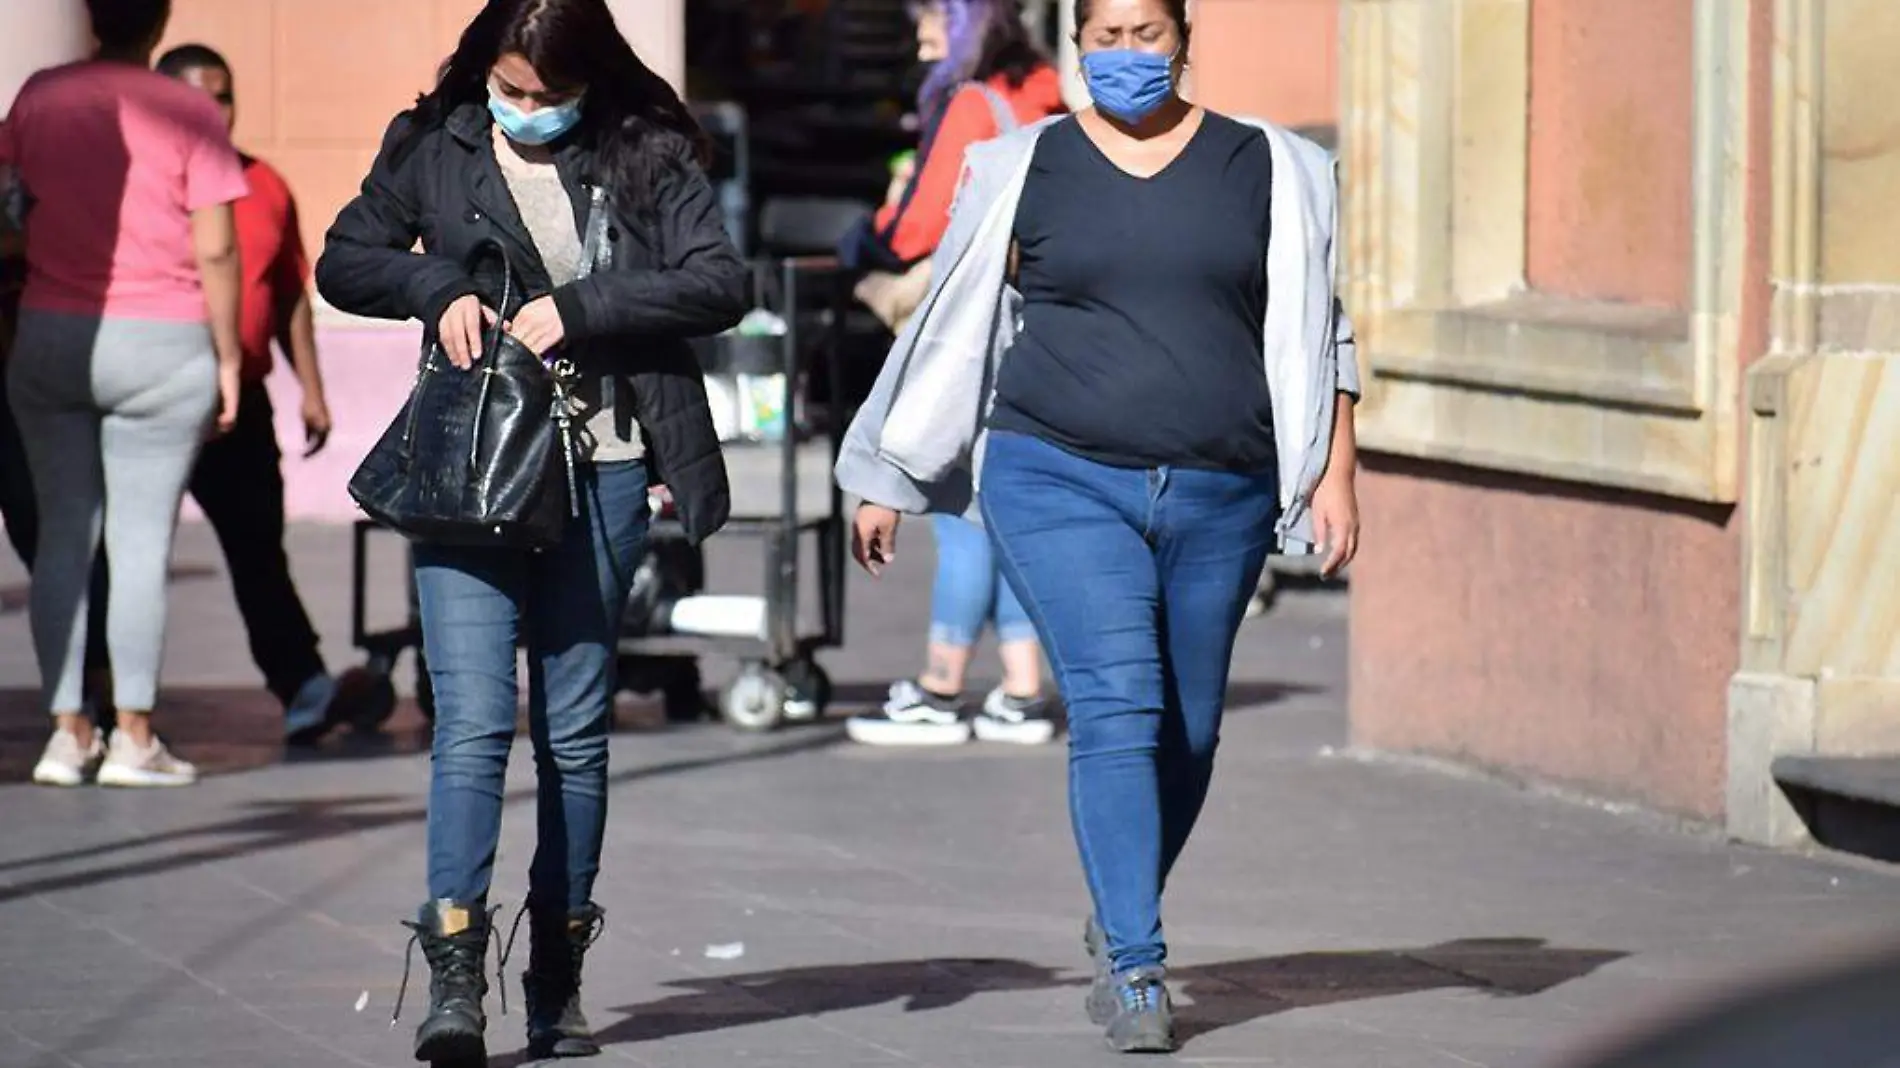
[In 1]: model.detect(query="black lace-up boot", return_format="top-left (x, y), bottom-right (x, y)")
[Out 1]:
top-left (522, 902), bottom-right (606, 1059)
top-left (399, 900), bottom-right (492, 1065)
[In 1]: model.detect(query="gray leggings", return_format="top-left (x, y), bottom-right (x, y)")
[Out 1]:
top-left (7, 310), bottom-right (217, 714)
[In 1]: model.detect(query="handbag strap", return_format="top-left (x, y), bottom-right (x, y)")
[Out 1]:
top-left (576, 185), bottom-right (615, 412)
top-left (479, 238), bottom-right (518, 366)
top-left (577, 185), bottom-right (611, 282)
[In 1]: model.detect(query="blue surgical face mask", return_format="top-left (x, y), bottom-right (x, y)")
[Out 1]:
top-left (1079, 49), bottom-right (1177, 125)
top-left (487, 88), bottom-right (584, 147)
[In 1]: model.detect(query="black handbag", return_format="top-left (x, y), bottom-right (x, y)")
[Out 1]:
top-left (349, 238), bottom-right (581, 550)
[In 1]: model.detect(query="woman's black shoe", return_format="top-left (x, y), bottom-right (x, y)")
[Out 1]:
top-left (396, 900), bottom-right (492, 1065)
top-left (521, 902), bottom-right (606, 1058)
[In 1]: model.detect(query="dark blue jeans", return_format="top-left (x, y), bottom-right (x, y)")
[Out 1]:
top-left (981, 432), bottom-right (1276, 974)
top-left (415, 460), bottom-right (649, 912)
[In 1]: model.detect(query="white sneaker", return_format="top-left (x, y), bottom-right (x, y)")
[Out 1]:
top-left (32, 730), bottom-right (105, 787)
top-left (972, 688), bottom-right (1059, 745)
top-left (97, 730), bottom-right (199, 787)
top-left (844, 680), bottom-right (972, 747)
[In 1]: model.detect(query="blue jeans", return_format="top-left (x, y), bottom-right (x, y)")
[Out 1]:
top-left (981, 432), bottom-right (1275, 973)
top-left (414, 461), bottom-right (649, 911)
top-left (928, 513), bottom-right (1035, 648)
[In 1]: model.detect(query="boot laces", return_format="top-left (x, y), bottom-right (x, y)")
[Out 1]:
top-left (499, 902), bottom-right (608, 997)
top-left (390, 905), bottom-right (505, 1027)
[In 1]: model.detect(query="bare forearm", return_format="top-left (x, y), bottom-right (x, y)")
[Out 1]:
top-left (191, 205), bottom-right (242, 372)
top-left (1325, 391), bottom-right (1358, 483)
top-left (281, 291), bottom-right (324, 398)
top-left (199, 255), bottom-right (242, 371)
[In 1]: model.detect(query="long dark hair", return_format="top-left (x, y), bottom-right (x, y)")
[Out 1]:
top-left (917, 0), bottom-right (1046, 122)
top-left (411, 0), bottom-right (706, 221)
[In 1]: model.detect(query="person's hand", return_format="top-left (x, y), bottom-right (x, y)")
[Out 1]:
top-left (213, 362), bottom-right (241, 437)
top-left (507, 295), bottom-right (566, 358)
top-left (301, 391), bottom-right (333, 458)
top-left (852, 503), bottom-right (902, 577)
top-left (1310, 469), bottom-right (1360, 579)
top-left (438, 294), bottom-right (497, 370)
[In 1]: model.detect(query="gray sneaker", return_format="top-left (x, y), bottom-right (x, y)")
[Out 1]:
top-left (1103, 966), bottom-right (1175, 1054)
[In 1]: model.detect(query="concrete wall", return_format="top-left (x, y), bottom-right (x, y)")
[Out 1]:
top-left (1726, 0), bottom-right (1900, 845)
top-left (1350, 0), bottom-right (1753, 817)
top-left (0, 1), bottom-right (89, 106)
top-left (1524, 0), bottom-right (1695, 308)
top-left (1332, 0), bottom-right (1775, 820)
top-left (1190, 0), bottom-right (1339, 131)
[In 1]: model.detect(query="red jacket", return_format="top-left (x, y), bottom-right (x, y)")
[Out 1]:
top-left (873, 66), bottom-right (1067, 266)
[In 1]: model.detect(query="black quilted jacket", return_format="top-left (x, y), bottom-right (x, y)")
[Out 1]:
top-left (316, 102), bottom-right (747, 543)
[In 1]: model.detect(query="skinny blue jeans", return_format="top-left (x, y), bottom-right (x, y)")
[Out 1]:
top-left (414, 460), bottom-right (648, 911)
top-left (981, 432), bottom-right (1275, 973)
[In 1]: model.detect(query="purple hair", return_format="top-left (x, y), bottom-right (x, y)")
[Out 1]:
top-left (916, 0), bottom-right (1043, 122)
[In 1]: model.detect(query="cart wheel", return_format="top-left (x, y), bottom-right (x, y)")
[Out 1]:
top-left (780, 659), bottom-right (831, 721)
top-left (720, 665), bottom-right (787, 733)
top-left (414, 656), bottom-right (437, 722)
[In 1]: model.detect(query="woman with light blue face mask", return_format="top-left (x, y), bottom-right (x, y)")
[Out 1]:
top-left (841, 0), bottom-right (1363, 1052)
top-left (316, 0), bottom-right (749, 1062)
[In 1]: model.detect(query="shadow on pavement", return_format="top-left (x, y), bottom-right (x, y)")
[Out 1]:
top-left (0, 727), bottom-right (843, 905)
top-left (823, 679), bottom-right (1324, 720)
top-left (1556, 941), bottom-right (1900, 1068)
top-left (545, 937), bottom-right (1621, 1062)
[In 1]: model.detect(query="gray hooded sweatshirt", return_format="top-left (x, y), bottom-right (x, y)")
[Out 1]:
top-left (833, 113), bottom-right (1359, 554)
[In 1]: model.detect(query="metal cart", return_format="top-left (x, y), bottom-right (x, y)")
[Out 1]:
top-left (344, 255), bottom-right (853, 734)
top-left (348, 526), bottom-right (430, 724)
top-left (616, 255), bottom-right (852, 732)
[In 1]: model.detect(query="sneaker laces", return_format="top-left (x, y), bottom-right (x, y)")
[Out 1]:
top-left (883, 679), bottom-right (926, 713)
top-left (390, 905), bottom-right (505, 1027)
top-left (1119, 973), bottom-right (1164, 1014)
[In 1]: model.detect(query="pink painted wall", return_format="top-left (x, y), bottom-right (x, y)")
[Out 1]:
top-left (1346, 0), bottom-right (1773, 820)
top-left (158, 0), bottom-right (488, 280)
top-left (1190, 0), bottom-right (1339, 131)
top-left (0, 1), bottom-right (88, 105)
top-left (181, 327), bottom-right (422, 523)
top-left (1524, 0), bottom-right (1696, 308)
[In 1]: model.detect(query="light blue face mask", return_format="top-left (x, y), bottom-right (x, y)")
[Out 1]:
top-left (1079, 49), bottom-right (1177, 125)
top-left (487, 88), bottom-right (584, 147)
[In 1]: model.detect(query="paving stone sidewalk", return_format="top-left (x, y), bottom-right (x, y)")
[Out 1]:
top-left (1, 523), bottom-right (1897, 1068)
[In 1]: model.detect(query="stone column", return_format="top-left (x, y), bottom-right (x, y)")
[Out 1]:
top-left (1, 0), bottom-right (88, 107)
top-left (606, 0), bottom-right (686, 93)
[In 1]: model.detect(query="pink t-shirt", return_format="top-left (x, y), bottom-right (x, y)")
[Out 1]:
top-left (0, 61), bottom-right (249, 321)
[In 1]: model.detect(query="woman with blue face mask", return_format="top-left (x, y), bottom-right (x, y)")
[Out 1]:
top-left (316, 0), bottom-right (748, 1062)
top-left (839, 0), bottom-right (1363, 1052)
